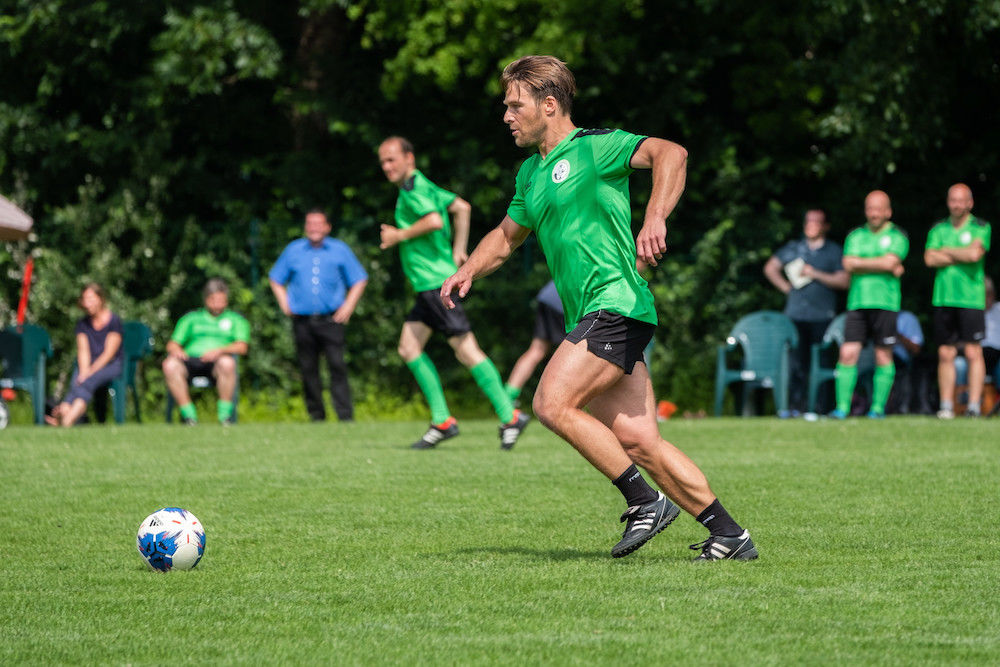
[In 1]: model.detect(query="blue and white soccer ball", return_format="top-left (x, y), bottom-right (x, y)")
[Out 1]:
top-left (136, 507), bottom-right (205, 571)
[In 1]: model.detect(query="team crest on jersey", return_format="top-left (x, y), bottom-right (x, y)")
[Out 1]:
top-left (551, 159), bottom-right (571, 184)
top-left (880, 236), bottom-right (891, 249)
top-left (219, 318), bottom-right (233, 331)
top-left (960, 231), bottom-right (972, 245)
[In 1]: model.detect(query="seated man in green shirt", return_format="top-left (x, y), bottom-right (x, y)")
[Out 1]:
top-left (163, 278), bottom-right (250, 424)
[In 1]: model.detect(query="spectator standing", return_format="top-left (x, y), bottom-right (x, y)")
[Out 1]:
top-left (923, 183), bottom-right (992, 418)
top-left (764, 209), bottom-right (849, 416)
top-left (270, 209), bottom-right (368, 422)
top-left (833, 191), bottom-right (909, 419)
top-left (46, 283), bottom-right (123, 427)
top-left (163, 279), bottom-right (250, 425)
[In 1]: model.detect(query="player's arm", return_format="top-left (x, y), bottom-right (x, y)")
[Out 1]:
top-left (379, 212), bottom-right (444, 249)
top-left (201, 340), bottom-right (249, 362)
top-left (630, 137), bottom-right (688, 267)
top-left (843, 254), bottom-right (903, 276)
top-left (165, 339), bottom-right (188, 360)
top-left (934, 241), bottom-right (985, 265)
top-left (763, 256), bottom-right (792, 294)
top-left (448, 196), bottom-right (471, 267)
top-left (269, 279), bottom-right (291, 316)
top-left (440, 216), bottom-right (531, 309)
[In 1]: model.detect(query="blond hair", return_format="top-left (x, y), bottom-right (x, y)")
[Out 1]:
top-left (500, 56), bottom-right (576, 114)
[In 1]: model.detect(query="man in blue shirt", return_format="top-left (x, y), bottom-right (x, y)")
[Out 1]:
top-left (764, 209), bottom-right (849, 415)
top-left (270, 209), bottom-right (368, 421)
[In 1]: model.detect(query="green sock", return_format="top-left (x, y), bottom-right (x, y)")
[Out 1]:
top-left (179, 403), bottom-right (197, 421)
top-left (871, 363), bottom-right (896, 414)
top-left (217, 400), bottom-right (234, 423)
top-left (470, 359), bottom-right (514, 423)
top-left (406, 354), bottom-right (451, 424)
top-left (835, 363), bottom-right (858, 414)
top-left (504, 383), bottom-right (521, 401)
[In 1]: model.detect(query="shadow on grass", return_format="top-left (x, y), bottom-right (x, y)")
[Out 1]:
top-left (452, 545), bottom-right (646, 562)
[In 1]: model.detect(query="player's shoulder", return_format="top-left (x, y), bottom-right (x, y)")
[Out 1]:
top-left (971, 216), bottom-right (991, 229)
top-left (573, 128), bottom-right (616, 139)
top-left (889, 223), bottom-right (909, 239)
top-left (844, 225), bottom-right (866, 239)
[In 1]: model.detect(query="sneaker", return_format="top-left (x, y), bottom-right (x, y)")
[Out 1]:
top-left (965, 408), bottom-right (981, 418)
top-left (828, 409), bottom-right (847, 420)
top-left (411, 418), bottom-right (459, 449)
top-left (611, 492), bottom-right (680, 558)
top-left (182, 417), bottom-right (198, 426)
top-left (866, 409), bottom-right (884, 419)
top-left (937, 408), bottom-right (955, 420)
top-left (498, 410), bottom-right (530, 450)
top-left (690, 530), bottom-right (758, 561)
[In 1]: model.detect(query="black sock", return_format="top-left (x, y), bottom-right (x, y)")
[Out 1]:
top-left (612, 464), bottom-right (659, 507)
top-left (696, 498), bottom-right (743, 537)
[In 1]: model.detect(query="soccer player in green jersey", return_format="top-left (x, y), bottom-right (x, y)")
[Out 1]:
top-left (163, 278), bottom-right (250, 424)
top-left (924, 183), bottom-right (992, 418)
top-left (441, 55), bottom-right (756, 561)
top-left (833, 190), bottom-right (909, 419)
top-left (378, 136), bottom-right (530, 450)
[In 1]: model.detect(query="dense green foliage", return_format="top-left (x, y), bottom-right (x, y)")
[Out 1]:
top-left (3, 418), bottom-right (1000, 662)
top-left (2, 1), bottom-right (999, 414)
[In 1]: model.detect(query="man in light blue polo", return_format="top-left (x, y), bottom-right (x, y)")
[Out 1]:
top-left (270, 209), bottom-right (368, 421)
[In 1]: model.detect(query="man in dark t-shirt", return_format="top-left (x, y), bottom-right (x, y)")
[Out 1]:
top-left (764, 209), bottom-right (849, 415)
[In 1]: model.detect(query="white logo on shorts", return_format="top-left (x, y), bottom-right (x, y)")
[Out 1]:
top-left (551, 159), bottom-right (571, 184)
top-left (604, 343), bottom-right (613, 351)
top-left (961, 231), bottom-right (972, 245)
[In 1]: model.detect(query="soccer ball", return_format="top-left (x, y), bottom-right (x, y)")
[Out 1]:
top-left (136, 507), bottom-right (206, 571)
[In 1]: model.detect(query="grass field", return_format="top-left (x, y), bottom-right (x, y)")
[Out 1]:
top-left (3, 417), bottom-right (1000, 664)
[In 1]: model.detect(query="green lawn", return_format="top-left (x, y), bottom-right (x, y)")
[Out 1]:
top-left (2, 417), bottom-right (999, 664)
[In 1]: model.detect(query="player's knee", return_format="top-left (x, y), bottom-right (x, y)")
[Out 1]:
top-left (215, 355), bottom-right (236, 376)
top-left (938, 346), bottom-right (957, 362)
top-left (162, 357), bottom-right (182, 377)
top-left (532, 390), bottom-right (562, 429)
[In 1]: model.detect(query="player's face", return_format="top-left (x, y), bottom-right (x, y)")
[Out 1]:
top-left (946, 186), bottom-right (973, 220)
top-left (304, 212), bottom-right (331, 244)
top-left (503, 83), bottom-right (545, 148)
top-left (864, 193), bottom-right (891, 227)
top-left (79, 288), bottom-right (103, 316)
top-left (378, 140), bottom-right (414, 186)
top-left (204, 291), bottom-right (228, 316)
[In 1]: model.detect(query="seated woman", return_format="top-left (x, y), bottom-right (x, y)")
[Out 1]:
top-left (46, 283), bottom-right (123, 427)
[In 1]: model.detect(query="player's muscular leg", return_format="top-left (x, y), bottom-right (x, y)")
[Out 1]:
top-left (533, 339), bottom-right (633, 478)
top-left (448, 332), bottom-right (487, 368)
top-left (397, 322), bottom-right (432, 363)
top-left (965, 342), bottom-right (985, 405)
top-left (588, 363), bottom-right (715, 515)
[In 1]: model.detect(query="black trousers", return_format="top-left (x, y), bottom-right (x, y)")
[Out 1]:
top-left (790, 318), bottom-right (833, 413)
top-left (292, 316), bottom-right (353, 421)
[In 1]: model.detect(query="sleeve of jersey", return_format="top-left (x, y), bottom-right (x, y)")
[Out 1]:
top-left (843, 232), bottom-right (859, 257)
top-left (505, 163), bottom-right (532, 229)
top-left (401, 187), bottom-right (438, 220)
top-left (593, 130), bottom-right (647, 178)
top-left (925, 225), bottom-right (941, 250)
top-left (170, 315), bottom-right (190, 346)
top-left (233, 316), bottom-right (251, 344)
top-left (268, 246), bottom-right (292, 284)
top-left (891, 231), bottom-right (910, 261)
top-left (982, 223), bottom-right (992, 251)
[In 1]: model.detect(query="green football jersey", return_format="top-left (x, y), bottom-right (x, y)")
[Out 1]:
top-left (505, 128), bottom-right (656, 330)
top-left (925, 215), bottom-right (992, 309)
top-left (170, 308), bottom-right (250, 358)
top-left (843, 222), bottom-right (909, 311)
top-left (393, 169), bottom-right (458, 292)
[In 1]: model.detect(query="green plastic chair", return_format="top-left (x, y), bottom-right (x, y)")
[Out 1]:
top-left (714, 310), bottom-right (798, 416)
top-left (806, 313), bottom-right (875, 414)
top-left (110, 322), bottom-right (154, 423)
top-left (0, 324), bottom-right (53, 425)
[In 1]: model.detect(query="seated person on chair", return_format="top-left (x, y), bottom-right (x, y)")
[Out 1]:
top-left (47, 283), bottom-right (123, 427)
top-left (163, 278), bottom-right (249, 424)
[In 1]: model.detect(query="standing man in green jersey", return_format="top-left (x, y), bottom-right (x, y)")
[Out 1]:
top-left (441, 55), bottom-right (756, 561)
top-left (163, 278), bottom-right (250, 424)
top-left (924, 183), bottom-right (992, 418)
top-left (378, 136), bottom-right (530, 450)
top-left (832, 190), bottom-right (909, 419)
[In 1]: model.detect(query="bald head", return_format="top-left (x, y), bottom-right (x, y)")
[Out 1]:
top-left (864, 190), bottom-right (892, 228)
top-left (947, 183), bottom-right (973, 224)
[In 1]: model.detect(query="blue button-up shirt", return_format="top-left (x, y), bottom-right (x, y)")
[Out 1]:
top-left (269, 237), bottom-right (368, 315)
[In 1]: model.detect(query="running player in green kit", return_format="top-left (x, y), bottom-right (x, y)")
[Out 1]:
top-left (441, 56), bottom-right (756, 561)
top-left (924, 183), bottom-right (992, 418)
top-left (378, 136), bottom-right (530, 450)
top-left (832, 190), bottom-right (909, 419)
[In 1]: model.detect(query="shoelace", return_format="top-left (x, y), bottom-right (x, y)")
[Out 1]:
top-left (688, 538), bottom-right (712, 553)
